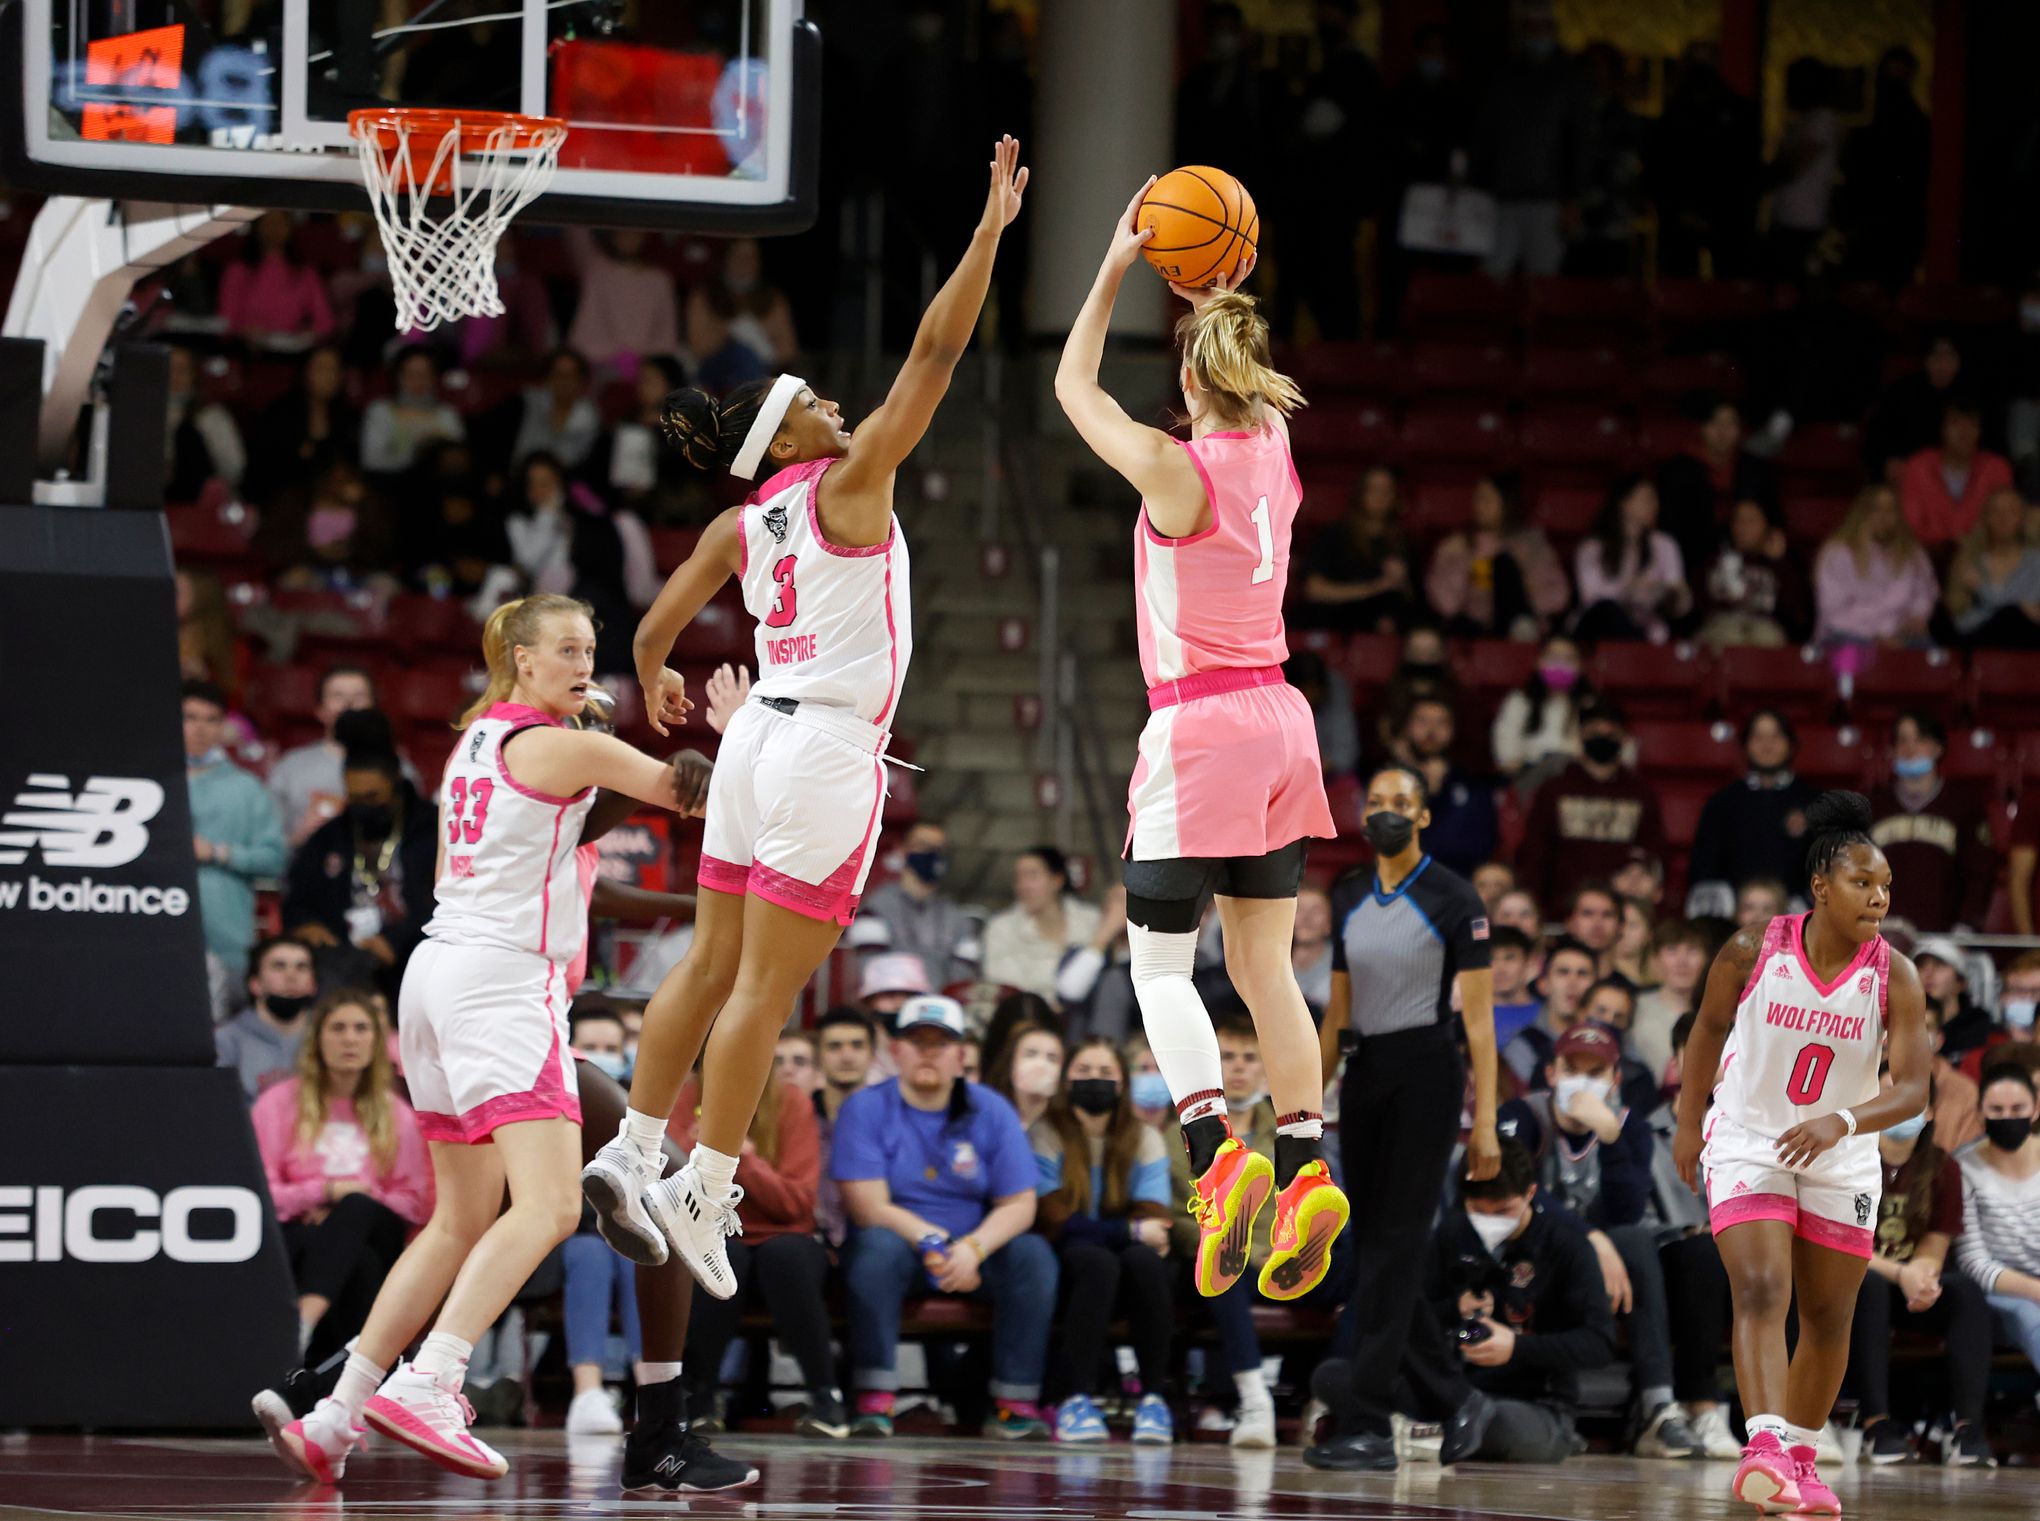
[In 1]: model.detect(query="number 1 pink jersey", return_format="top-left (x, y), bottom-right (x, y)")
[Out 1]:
top-left (1134, 428), bottom-right (1298, 685)
top-left (1715, 913), bottom-right (1890, 1139)
top-left (426, 703), bottom-right (598, 965)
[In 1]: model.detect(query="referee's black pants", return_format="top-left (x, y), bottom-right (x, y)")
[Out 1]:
top-left (1332, 1024), bottom-right (1466, 1438)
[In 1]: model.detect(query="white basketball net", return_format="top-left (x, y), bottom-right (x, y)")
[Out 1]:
top-left (351, 114), bottom-right (566, 332)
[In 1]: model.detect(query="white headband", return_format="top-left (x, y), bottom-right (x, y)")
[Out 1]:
top-left (730, 372), bottom-right (809, 481)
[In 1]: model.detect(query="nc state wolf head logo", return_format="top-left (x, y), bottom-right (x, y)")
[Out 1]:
top-left (1855, 1193), bottom-right (1873, 1226)
top-left (0, 774), bottom-right (163, 867)
top-left (763, 502), bottom-right (790, 543)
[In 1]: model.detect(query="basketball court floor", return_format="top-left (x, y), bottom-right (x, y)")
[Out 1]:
top-left (4, 1433), bottom-right (2039, 1521)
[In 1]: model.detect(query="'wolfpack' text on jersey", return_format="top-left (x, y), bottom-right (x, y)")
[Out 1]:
top-left (425, 703), bottom-right (598, 965)
top-left (737, 458), bottom-right (913, 727)
top-left (1715, 912), bottom-right (1889, 1140)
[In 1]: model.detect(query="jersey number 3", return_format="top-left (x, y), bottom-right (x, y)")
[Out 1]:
top-left (1785, 1042), bottom-right (1834, 1106)
top-left (446, 777), bottom-right (493, 845)
top-left (1249, 497), bottom-right (1275, 584)
top-left (765, 555), bottom-right (799, 629)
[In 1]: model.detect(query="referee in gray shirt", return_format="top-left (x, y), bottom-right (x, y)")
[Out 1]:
top-left (1305, 763), bottom-right (1502, 1471)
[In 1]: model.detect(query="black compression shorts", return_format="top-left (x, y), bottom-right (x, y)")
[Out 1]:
top-left (1122, 839), bottom-right (1311, 935)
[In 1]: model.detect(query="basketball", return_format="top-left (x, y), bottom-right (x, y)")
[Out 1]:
top-left (1137, 166), bottom-right (1259, 287)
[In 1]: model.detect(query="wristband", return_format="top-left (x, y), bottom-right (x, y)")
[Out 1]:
top-left (1837, 1108), bottom-right (1858, 1137)
top-left (959, 1233), bottom-right (986, 1263)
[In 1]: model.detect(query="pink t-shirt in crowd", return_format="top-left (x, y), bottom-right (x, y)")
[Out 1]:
top-left (250, 1077), bottom-right (435, 1224)
top-left (219, 255), bottom-right (337, 341)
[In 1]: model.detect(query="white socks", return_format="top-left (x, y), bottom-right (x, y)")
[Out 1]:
top-left (639, 1360), bottom-right (684, 1387)
top-left (1276, 1114), bottom-right (1324, 1140)
top-left (1233, 1367), bottom-right (1270, 1408)
top-left (332, 1350), bottom-right (388, 1421)
top-left (413, 1330), bottom-right (474, 1383)
top-left (623, 1108), bottom-right (669, 1165)
top-left (1783, 1423), bottom-right (1821, 1452)
top-left (1746, 1413), bottom-right (1789, 1447)
top-left (1128, 923), bottom-right (1224, 1124)
top-left (691, 1143), bottom-right (739, 1198)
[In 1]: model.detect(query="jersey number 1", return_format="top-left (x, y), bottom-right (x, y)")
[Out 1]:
top-left (765, 555), bottom-right (799, 629)
top-left (446, 776), bottom-right (493, 845)
top-left (1249, 497), bottom-right (1275, 584)
top-left (1785, 1042), bottom-right (1834, 1106)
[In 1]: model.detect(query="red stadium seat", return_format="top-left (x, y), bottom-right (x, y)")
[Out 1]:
top-left (1518, 410), bottom-right (1633, 489)
top-left (1288, 399), bottom-right (1398, 463)
top-left (2017, 731), bottom-right (2040, 786)
top-left (1792, 725), bottom-right (1872, 786)
top-left (1525, 277), bottom-right (1643, 345)
top-left (1783, 496), bottom-right (1851, 547)
top-left (1457, 639), bottom-right (1539, 697)
top-left (1655, 279), bottom-right (1773, 335)
top-left (166, 501), bottom-right (258, 569)
top-left (1403, 273), bottom-right (1517, 341)
top-left (386, 595), bottom-right (481, 660)
top-left (669, 593), bottom-right (754, 663)
top-left (1776, 423), bottom-right (1866, 497)
top-left (1941, 727), bottom-right (2008, 789)
top-left (1409, 342), bottom-right (1518, 399)
top-left (1635, 415), bottom-right (1695, 462)
top-left (1531, 485), bottom-right (1602, 541)
top-left (1398, 406), bottom-right (1513, 478)
top-left (1325, 773), bottom-right (1366, 836)
top-left (1969, 651), bottom-right (2040, 726)
top-left (1590, 641), bottom-right (1708, 717)
top-left (1715, 644), bottom-right (1834, 720)
top-left (1629, 719), bottom-right (1740, 780)
top-left (1345, 633), bottom-right (1403, 689)
top-left (388, 667), bottom-right (477, 733)
top-left (1293, 340), bottom-right (1403, 398)
top-left (1641, 351), bottom-right (1745, 404)
top-left (1408, 481), bottom-right (1474, 537)
top-left (650, 526), bottom-right (704, 569)
top-left (247, 664), bottom-right (325, 726)
top-left (1846, 647), bottom-right (1961, 723)
top-left (1523, 346), bottom-right (1628, 400)
top-left (1659, 783), bottom-right (1715, 849)
top-left (1893, 284), bottom-right (2015, 335)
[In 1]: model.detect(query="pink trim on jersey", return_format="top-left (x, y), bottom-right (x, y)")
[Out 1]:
top-left (736, 509), bottom-right (749, 579)
top-left (698, 852), bottom-right (750, 896)
top-left (875, 549), bottom-right (901, 729)
top-left (1142, 438), bottom-right (1223, 547)
top-left (1739, 915), bottom-right (1798, 1002)
top-left (807, 484), bottom-right (893, 559)
top-left (566, 844), bottom-right (599, 997)
top-left (485, 702), bottom-right (563, 727)
top-left (749, 456), bottom-right (831, 505)
top-left (1148, 664), bottom-right (1284, 711)
top-left (1796, 1211), bottom-right (1874, 1260)
top-left (538, 808), bottom-right (564, 958)
top-left (493, 722), bottom-right (593, 808)
top-left (1280, 439), bottom-right (1304, 503)
top-left (1789, 913), bottom-right (1879, 1000)
top-left (1709, 1190), bottom-right (1798, 1234)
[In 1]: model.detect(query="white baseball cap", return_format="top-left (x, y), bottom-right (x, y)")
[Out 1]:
top-left (858, 952), bottom-right (933, 1002)
top-left (894, 995), bottom-right (968, 1040)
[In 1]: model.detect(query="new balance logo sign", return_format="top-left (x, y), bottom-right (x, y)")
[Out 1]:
top-left (0, 774), bottom-right (162, 867)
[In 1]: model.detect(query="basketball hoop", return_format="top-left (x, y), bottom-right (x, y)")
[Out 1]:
top-left (349, 108), bottom-right (567, 333)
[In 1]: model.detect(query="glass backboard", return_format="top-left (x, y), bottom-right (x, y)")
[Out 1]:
top-left (1, 0), bottom-right (818, 232)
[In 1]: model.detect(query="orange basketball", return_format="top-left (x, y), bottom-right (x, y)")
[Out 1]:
top-left (1137, 166), bottom-right (1259, 288)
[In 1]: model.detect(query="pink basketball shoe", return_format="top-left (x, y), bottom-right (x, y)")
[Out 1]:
top-left (1731, 1430), bottom-right (1801, 1516)
top-left (1788, 1444), bottom-right (1841, 1517)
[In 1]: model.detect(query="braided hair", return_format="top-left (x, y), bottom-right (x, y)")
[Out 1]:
top-left (1804, 789), bottom-right (1876, 883)
top-left (660, 376), bottom-right (778, 474)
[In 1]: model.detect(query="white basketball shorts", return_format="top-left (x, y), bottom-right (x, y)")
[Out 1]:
top-left (1702, 1108), bottom-right (1879, 1259)
top-left (399, 938), bottom-right (581, 1145)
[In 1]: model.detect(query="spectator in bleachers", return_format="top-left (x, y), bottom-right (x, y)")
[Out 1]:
top-left (255, 461), bottom-right (396, 594)
top-left (2014, 799), bottom-right (2040, 937)
top-left (1610, 850), bottom-right (1665, 915)
top-left (269, 667), bottom-right (375, 847)
top-left (1503, 936), bottom-right (1596, 1086)
top-left (1868, 334), bottom-right (1970, 479)
top-left (175, 568), bottom-right (245, 700)
top-left (1473, 860), bottom-right (1517, 913)
top-left (600, 356), bottom-right (694, 519)
top-left (1123, 1032), bottom-right (1173, 1128)
top-left (1572, 476), bottom-right (1691, 643)
top-left (510, 348), bottom-right (602, 472)
top-left (164, 345), bottom-right (247, 502)
top-left (1839, 47), bottom-right (1932, 291)
top-left (776, 1030), bottom-right (821, 1097)
top-left (1281, 650), bottom-right (1360, 781)
top-left (219, 211), bottom-right (336, 349)
top-left (1629, 919), bottom-right (1711, 1084)
top-left (566, 228), bottom-right (682, 375)
top-left (1924, 1002), bottom-right (1985, 1150)
top-left (216, 935), bottom-right (319, 1101)
top-left (1955, 1064), bottom-right (2040, 1377)
top-left (1493, 887), bottom-right (1546, 949)
top-left (1425, 471), bottom-right (1571, 641)
top-left (1994, 952), bottom-right (2040, 1054)
top-left (1053, 886), bottom-right (1136, 1044)
top-left (1387, 696), bottom-right (1497, 876)
top-left (1297, 465), bottom-right (1414, 634)
top-left (1268, 0), bottom-right (1379, 342)
top-left (982, 846), bottom-right (1102, 1006)
top-left (813, 1007), bottom-right (880, 1246)
top-left (1471, 5), bottom-right (1591, 279)
top-left (1654, 400), bottom-right (1777, 588)
top-left (855, 820), bottom-right (983, 986)
top-left (1611, 897), bottom-right (1654, 988)
top-left (246, 345), bottom-right (360, 507)
top-left (252, 988), bottom-right (429, 1362)
top-left (1736, 876), bottom-right (1789, 928)
top-left (1491, 635), bottom-right (1591, 783)
top-left (685, 238), bottom-right (801, 387)
top-left (1850, 1065), bottom-right (1998, 1465)
top-left (672, 1056), bottom-right (842, 1438)
top-left (558, 1006), bottom-right (643, 1434)
top-left (185, 678), bottom-right (287, 980)
top-left (397, 440), bottom-right (513, 598)
top-left (1697, 498), bottom-right (1811, 650)
top-left (1651, 42), bottom-right (1761, 279)
top-left (1291, 882), bottom-right (1335, 1018)
top-left (1498, 1024), bottom-right (1698, 1458)
top-left (1869, 710), bottom-right (1997, 931)
top-left (1374, 622), bottom-right (1462, 749)
top-left (1813, 483), bottom-right (1939, 647)
top-left (1901, 397), bottom-right (2014, 549)
top-left (987, 1018), bottom-right (1065, 1133)
top-left (832, 995), bottom-right (1057, 1439)
top-left (1030, 1036), bottom-right (1177, 1445)
top-left (1175, 3), bottom-right (1270, 186)
top-left (1488, 924), bottom-right (1543, 1049)
top-left (1765, 58), bottom-right (1842, 281)
top-left (283, 740), bottom-right (437, 995)
top-left (360, 347), bottom-right (465, 476)
top-left (1915, 938), bottom-right (1996, 1062)
top-left (1517, 698), bottom-right (1666, 908)
top-left (1947, 486), bottom-right (2040, 648)
top-left (858, 952), bottom-right (936, 1048)
top-left (1377, 24), bottom-right (1473, 331)
top-left (1684, 709), bottom-right (1822, 919)
top-left (1561, 882), bottom-right (1623, 983)
top-left (507, 453), bottom-right (661, 669)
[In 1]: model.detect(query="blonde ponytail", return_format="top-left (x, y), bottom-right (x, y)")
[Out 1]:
top-left (457, 593), bottom-right (595, 729)
top-left (1175, 292), bottom-right (1305, 430)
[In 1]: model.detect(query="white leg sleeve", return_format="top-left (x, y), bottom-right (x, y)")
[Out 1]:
top-left (1127, 922), bottom-right (1224, 1122)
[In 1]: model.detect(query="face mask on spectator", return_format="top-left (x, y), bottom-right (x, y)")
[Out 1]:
top-left (1539, 663), bottom-right (1578, 691)
top-left (1554, 1073), bottom-right (1615, 1116)
top-left (264, 993), bottom-right (312, 1021)
top-left (1363, 810), bottom-right (1415, 856)
top-left (1582, 734), bottom-right (1623, 765)
top-left (1985, 1115), bottom-right (2034, 1152)
top-left (905, 849), bottom-right (947, 884)
top-left (2002, 999), bottom-right (2036, 1031)
top-left (307, 506), bottom-right (357, 549)
top-left (1130, 1072), bottom-right (1173, 1110)
top-left (1068, 1078), bottom-right (1120, 1116)
top-left (1893, 754), bottom-right (1935, 780)
top-left (1883, 1110), bottom-right (1929, 1142)
top-left (585, 1050), bottom-right (630, 1081)
top-left (349, 802), bottom-right (395, 836)
top-left (1466, 1206), bottom-right (1521, 1255)
top-left (1014, 1054), bottom-right (1060, 1098)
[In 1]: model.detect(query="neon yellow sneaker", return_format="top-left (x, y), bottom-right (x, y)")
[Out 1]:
top-left (1256, 1161), bottom-right (1349, 1301)
top-left (1188, 1137), bottom-right (1275, 1297)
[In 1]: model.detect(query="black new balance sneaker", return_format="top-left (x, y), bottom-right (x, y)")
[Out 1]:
top-left (622, 1380), bottom-right (759, 1496)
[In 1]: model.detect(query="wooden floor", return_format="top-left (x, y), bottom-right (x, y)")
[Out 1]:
top-left (4, 1432), bottom-right (2040, 1520)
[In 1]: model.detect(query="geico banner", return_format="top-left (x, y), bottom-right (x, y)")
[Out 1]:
top-left (0, 1065), bottom-right (296, 1427)
top-left (0, 507), bottom-right (212, 1064)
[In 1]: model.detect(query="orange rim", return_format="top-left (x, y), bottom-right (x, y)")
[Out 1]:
top-left (348, 107), bottom-right (566, 195)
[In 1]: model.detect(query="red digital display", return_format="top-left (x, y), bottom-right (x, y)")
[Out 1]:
top-left (83, 24), bottom-right (186, 144)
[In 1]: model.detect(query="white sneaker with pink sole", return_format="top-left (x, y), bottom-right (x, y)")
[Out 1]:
top-left (363, 1363), bottom-right (508, 1480)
